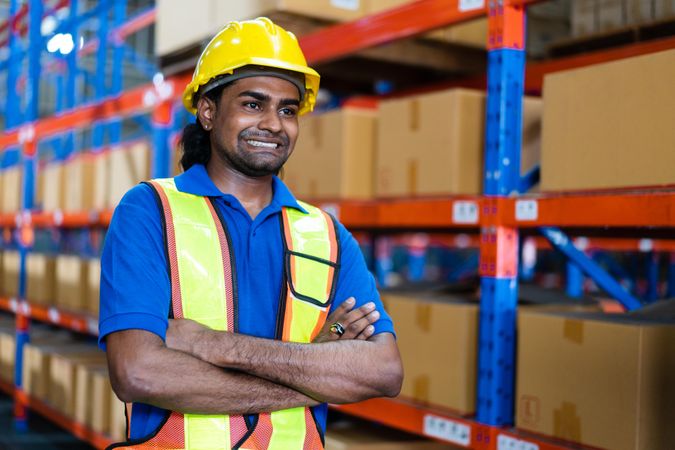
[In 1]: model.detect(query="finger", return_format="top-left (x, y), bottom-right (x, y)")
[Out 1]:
top-left (355, 324), bottom-right (375, 341)
top-left (341, 310), bottom-right (380, 339)
top-left (325, 297), bottom-right (356, 324)
top-left (339, 302), bottom-right (376, 328)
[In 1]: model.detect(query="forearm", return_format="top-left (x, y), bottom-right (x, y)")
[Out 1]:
top-left (196, 332), bottom-right (402, 404)
top-left (108, 330), bottom-right (319, 415)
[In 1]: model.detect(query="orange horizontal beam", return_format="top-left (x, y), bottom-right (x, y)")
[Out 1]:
top-left (0, 72), bottom-right (192, 150)
top-left (333, 397), bottom-right (589, 450)
top-left (0, 297), bottom-right (98, 336)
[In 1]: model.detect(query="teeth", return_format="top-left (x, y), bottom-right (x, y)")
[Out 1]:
top-left (247, 140), bottom-right (278, 149)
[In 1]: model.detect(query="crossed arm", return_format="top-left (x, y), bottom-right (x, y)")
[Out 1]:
top-left (106, 299), bottom-right (403, 416)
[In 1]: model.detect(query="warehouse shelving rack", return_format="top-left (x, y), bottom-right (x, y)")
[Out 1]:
top-left (1, 0), bottom-right (674, 449)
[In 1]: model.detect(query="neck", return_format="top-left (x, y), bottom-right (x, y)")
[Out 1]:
top-left (206, 159), bottom-right (274, 220)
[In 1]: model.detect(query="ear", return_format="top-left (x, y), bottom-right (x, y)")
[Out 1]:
top-left (196, 96), bottom-right (217, 131)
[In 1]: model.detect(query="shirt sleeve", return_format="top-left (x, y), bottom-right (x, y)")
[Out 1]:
top-left (330, 221), bottom-right (395, 337)
top-left (98, 183), bottom-right (171, 350)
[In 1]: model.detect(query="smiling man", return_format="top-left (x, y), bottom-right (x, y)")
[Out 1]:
top-left (99, 18), bottom-right (402, 450)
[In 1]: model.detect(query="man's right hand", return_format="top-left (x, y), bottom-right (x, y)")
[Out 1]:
top-left (312, 297), bottom-right (380, 343)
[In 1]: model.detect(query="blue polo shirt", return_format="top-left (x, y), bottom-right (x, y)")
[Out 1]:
top-left (99, 163), bottom-right (394, 440)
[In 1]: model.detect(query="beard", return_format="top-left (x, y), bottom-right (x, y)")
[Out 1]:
top-left (214, 128), bottom-right (292, 178)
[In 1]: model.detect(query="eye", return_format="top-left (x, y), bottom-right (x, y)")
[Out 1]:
top-left (279, 107), bottom-right (298, 117)
top-left (244, 101), bottom-right (261, 111)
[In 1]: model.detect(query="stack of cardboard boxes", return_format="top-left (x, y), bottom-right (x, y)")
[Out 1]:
top-left (18, 330), bottom-right (126, 441)
top-left (156, 0), bottom-right (487, 58)
top-left (573, 0), bottom-right (675, 37)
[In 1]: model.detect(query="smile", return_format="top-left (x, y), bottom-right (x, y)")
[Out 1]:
top-left (247, 140), bottom-right (279, 149)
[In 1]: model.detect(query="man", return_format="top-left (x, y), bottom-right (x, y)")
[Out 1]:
top-left (100, 17), bottom-right (402, 450)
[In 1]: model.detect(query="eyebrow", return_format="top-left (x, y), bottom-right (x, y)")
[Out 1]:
top-left (238, 90), bottom-right (300, 107)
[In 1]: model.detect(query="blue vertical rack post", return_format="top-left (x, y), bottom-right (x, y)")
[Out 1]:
top-left (476, 0), bottom-right (526, 428)
top-left (92, 0), bottom-right (110, 150)
top-left (14, 0), bottom-right (43, 431)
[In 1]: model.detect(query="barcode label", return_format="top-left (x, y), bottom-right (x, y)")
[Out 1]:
top-left (459, 0), bottom-right (485, 12)
top-left (423, 414), bottom-right (471, 446)
top-left (321, 203), bottom-right (340, 220)
top-left (497, 434), bottom-right (539, 450)
top-left (331, 0), bottom-right (360, 10)
top-left (452, 201), bottom-right (479, 224)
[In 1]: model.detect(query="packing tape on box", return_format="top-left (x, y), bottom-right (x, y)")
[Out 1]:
top-left (563, 319), bottom-right (584, 344)
top-left (415, 304), bottom-right (432, 332)
top-left (413, 374), bottom-right (430, 403)
top-left (407, 159), bottom-right (418, 195)
top-left (409, 99), bottom-right (420, 131)
top-left (553, 401), bottom-right (582, 443)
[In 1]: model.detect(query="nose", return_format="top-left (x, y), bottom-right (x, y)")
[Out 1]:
top-left (258, 108), bottom-right (282, 134)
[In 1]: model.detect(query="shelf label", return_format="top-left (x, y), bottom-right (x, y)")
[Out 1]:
top-left (48, 308), bottom-right (61, 323)
top-left (452, 201), bottom-right (479, 224)
top-left (459, 0), bottom-right (485, 12)
top-left (87, 318), bottom-right (99, 335)
top-left (9, 298), bottom-right (17, 313)
top-left (331, 0), bottom-right (360, 10)
top-left (497, 434), bottom-right (539, 450)
top-left (638, 239), bottom-right (653, 252)
top-left (423, 414), bottom-right (471, 446)
top-left (515, 200), bottom-right (538, 221)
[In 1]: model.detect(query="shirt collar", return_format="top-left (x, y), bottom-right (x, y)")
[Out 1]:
top-left (174, 164), bottom-right (308, 214)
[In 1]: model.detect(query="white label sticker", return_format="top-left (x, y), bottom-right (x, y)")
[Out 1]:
top-left (459, 0), bottom-right (485, 12)
top-left (638, 239), bottom-right (653, 252)
top-left (9, 298), bottom-right (17, 313)
top-left (423, 414), bottom-right (471, 446)
top-left (452, 201), bottom-right (479, 224)
top-left (515, 200), bottom-right (538, 221)
top-left (497, 434), bottom-right (539, 450)
top-left (330, 0), bottom-right (360, 11)
top-left (87, 318), bottom-right (99, 335)
top-left (48, 308), bottom-right (61, 323)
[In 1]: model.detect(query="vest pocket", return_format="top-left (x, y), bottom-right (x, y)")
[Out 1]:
top-left (285, 251), bottom-right (338, 307)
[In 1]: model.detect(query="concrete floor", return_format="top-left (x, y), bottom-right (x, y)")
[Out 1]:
top-left (0, 393), bottom-right (94, 450)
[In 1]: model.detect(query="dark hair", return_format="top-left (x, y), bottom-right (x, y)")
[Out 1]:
top-left (179, 84), bottom-right (227, 171)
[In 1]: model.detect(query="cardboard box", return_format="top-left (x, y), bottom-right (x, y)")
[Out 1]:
top-left (22, 337), bottom-right (78, 401)
top-left (1, 166), bottom-right (22, 213)
top-left (74, 361), bottom-right (108, 429)
top-left (0, 330), bottom-right (15, 383)
top-left (541, 49), bottom-right (675, 191)
top-left (90, 368), bottom-right (112, 435)
top-left (2, 251), bottom-right (19, 298)
top-left (654, 0), bottom-right (675, 19)
top-left (626, 0), bottom-right (654, 24)
top-left (157, 0), bottom-right (365, 57)
top-left (49, 350), bottom-right (106, 417)
top-left (107, 142), bottom-right (151, 208)
top-left (63, 153), bottom-right (107, 212)
top-left (516, 310), bottom-right (675, 450)
top-left (571, 0), bottom-right (597, 37)
top-left (326, 420), bottom-right (458, 450)
top-left (382, 292), bottom-right (478, 413)
top-left (110, 397), bottom-right (128, 441)
top-left (55, 255), bottom-right (89, 312)
top-left (86, 259), bottom-right (101, 318)
top-left (40, 162), bottom-right (65, 212)
top-left (597, 0), bottom-right (625, 32)
top-left (284, 104), bottom-right (377, 200)
top-left (26, 253), bottom-right (56, 306)
top-left (376, 89), bottom-right (541, 197)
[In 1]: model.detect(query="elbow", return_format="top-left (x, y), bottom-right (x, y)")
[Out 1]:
top-left (109, 359), bottom-right (156, 404)
top-left (379, 357), bottom-right (403, 398)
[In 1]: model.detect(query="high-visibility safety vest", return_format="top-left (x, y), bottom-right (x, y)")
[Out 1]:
top-left (107, 178), bottom-right (340, 450)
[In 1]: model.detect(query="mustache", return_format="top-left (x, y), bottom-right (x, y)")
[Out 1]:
top-left (240, 129), bottom-right (290, 146)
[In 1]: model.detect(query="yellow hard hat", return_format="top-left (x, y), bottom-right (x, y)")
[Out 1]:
top-left (182, 17), bottom-right (320, 116)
